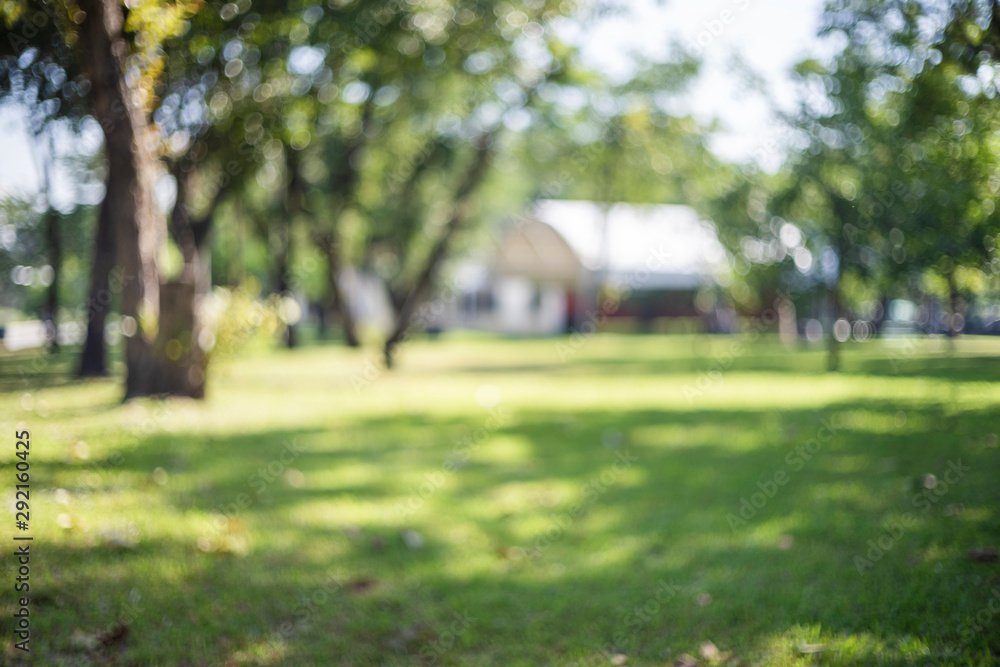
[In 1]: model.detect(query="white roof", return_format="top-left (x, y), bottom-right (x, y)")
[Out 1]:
top-left (529, 200), bottom-right (729, 289)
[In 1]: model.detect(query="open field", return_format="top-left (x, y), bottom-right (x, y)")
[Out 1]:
top-left (1, 334), bottom-right (999, 665)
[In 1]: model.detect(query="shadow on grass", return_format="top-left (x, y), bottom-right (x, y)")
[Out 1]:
top-left (0, 347), bottom-right (83, 391)
top-left (18, 397), bottom-right (998, 664)
top-left (0, 345), bottom-right (129, 397)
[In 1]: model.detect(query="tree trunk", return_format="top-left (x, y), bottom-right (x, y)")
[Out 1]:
top-left (44, 208), bottom-right (60, 352)
top-left (317, 233), bottom-right (360, 347)
top-left (873, 295), bottom-right (888, 335)
top-left (75, 0), bottom-right (199, 399)
top-left (275, 210), bottom-right (296, 349)
top-left (827, 281), bottom-right (841, 372)
top-left (160, 166), bottom-right (215, 398)
top-left (78, 202), bottom-right (115, 377)
top-left (34, 129), bottom-right (60, 353)
top-left (152, 281), bottom-right (203, 396)
top-left (286, 148), bottom-right (361, 349)
top-left (312, 128), bottom-right (370, 349)
top-left (383, 134), bottom-right (494, 367)
top-left (946, 269), bottom-right (962, 338)
top-left (315, 302), bottom-right (328, 338)
top-left (827, 197), bottom-right (850, 372)
top-left (169, 167), bottom-right (215, 298)
top-left (778, 293), bottom-right (797, 348)
top-left (234, 200), bottom-right (246, 285)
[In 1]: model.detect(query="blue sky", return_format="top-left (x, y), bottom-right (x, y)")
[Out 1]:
top-left (0, 0), bottom-right (829, 202)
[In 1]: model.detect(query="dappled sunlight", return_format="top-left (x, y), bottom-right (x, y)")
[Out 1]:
top-left (804, 479), bottom-right (904, 512)
top-left (2, 336), bottom-right (999, 663)
top-left (4, 0), bottom-right (1000, 660)
top-left (466, 435), bottom-right (534, 466)
top-left (287, 499), bottom-right (399, 530)
top-left (302, 461), bottom-right (389, 491)
top-left (631, 422), bottom-right (765, 452)
top-left (752, 625), bottom-right (941, 665)
top-left (227, 638), bottom-right (291, 667)
top-left (958, 506), bottom-right (995, 525)
top-left (486, 480), bottom-right (575, 516)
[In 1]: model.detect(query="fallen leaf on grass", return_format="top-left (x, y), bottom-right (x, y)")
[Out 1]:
top-left (98, 623), bottom-right (129, 647)
top-left (674, 653), bottom-right (698, 667)
top-left (67, 623), bottom-right (130, 652)
top-left (700, 641), bottom-right (719, 660)
top-left (195, 533), bottom-right (250, 556)
top-left (797, 643), bottom-right (826, 654)
top-left (699, 640), bottom-right (733, 664)
top-left (944, 504), bottom-right (964, 517)
top-left (100, 526), bottom-right (139, 550)
top-left (386, 623), bottom-right (437, 653)
top-left (968, 548), bottom-right (999, 563)
top-left (69, 628), bottom-right (99, 651)
top-left (349, 578), bottom-right (376, 594)
top-left (402, 529), bottom-right (425, 548)
top-left (611, 654), bottom-right (627, 665)
top-left (495, 546), bottom-right (524, 560)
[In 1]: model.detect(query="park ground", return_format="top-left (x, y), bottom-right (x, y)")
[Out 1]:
top-left (1, 333), bottom-right (999, 665)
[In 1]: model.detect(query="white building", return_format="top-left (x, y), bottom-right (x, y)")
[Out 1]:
top-left (435, 200), bottom-right (730, 335)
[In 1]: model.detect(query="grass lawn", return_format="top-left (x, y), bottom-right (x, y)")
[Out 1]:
top-left (1, 333), bottom-right (999, 665)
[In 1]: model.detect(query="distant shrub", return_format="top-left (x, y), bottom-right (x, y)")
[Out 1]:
top-left (200, 279), bottom-right (283, 360)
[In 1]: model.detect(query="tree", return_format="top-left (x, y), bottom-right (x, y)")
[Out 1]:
top-left (72, 0), bottom-right (165, 395)
top-left (304, 0), bottom-right (592, 366)
top-left (513, 55), bottom-right (716, 331)
top-left (760, 0), bottom-right (1000, 367)
top-left (1, 8), bottom-right (89, 354)
top-left (811, 0), bottom-right (1000, 341)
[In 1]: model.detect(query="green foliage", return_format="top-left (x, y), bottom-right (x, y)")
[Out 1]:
top-left (706, 0), bottom-right (1000, 329)
top-left (0, 196), bottom-right (95, 318)
top-left (200, 277), bottom-right (284, 360)
top-left (515, 55), bottom-right (710, 205)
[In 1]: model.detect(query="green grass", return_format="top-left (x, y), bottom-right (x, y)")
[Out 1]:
top-left (1, 334), bottom-right (999, 665)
